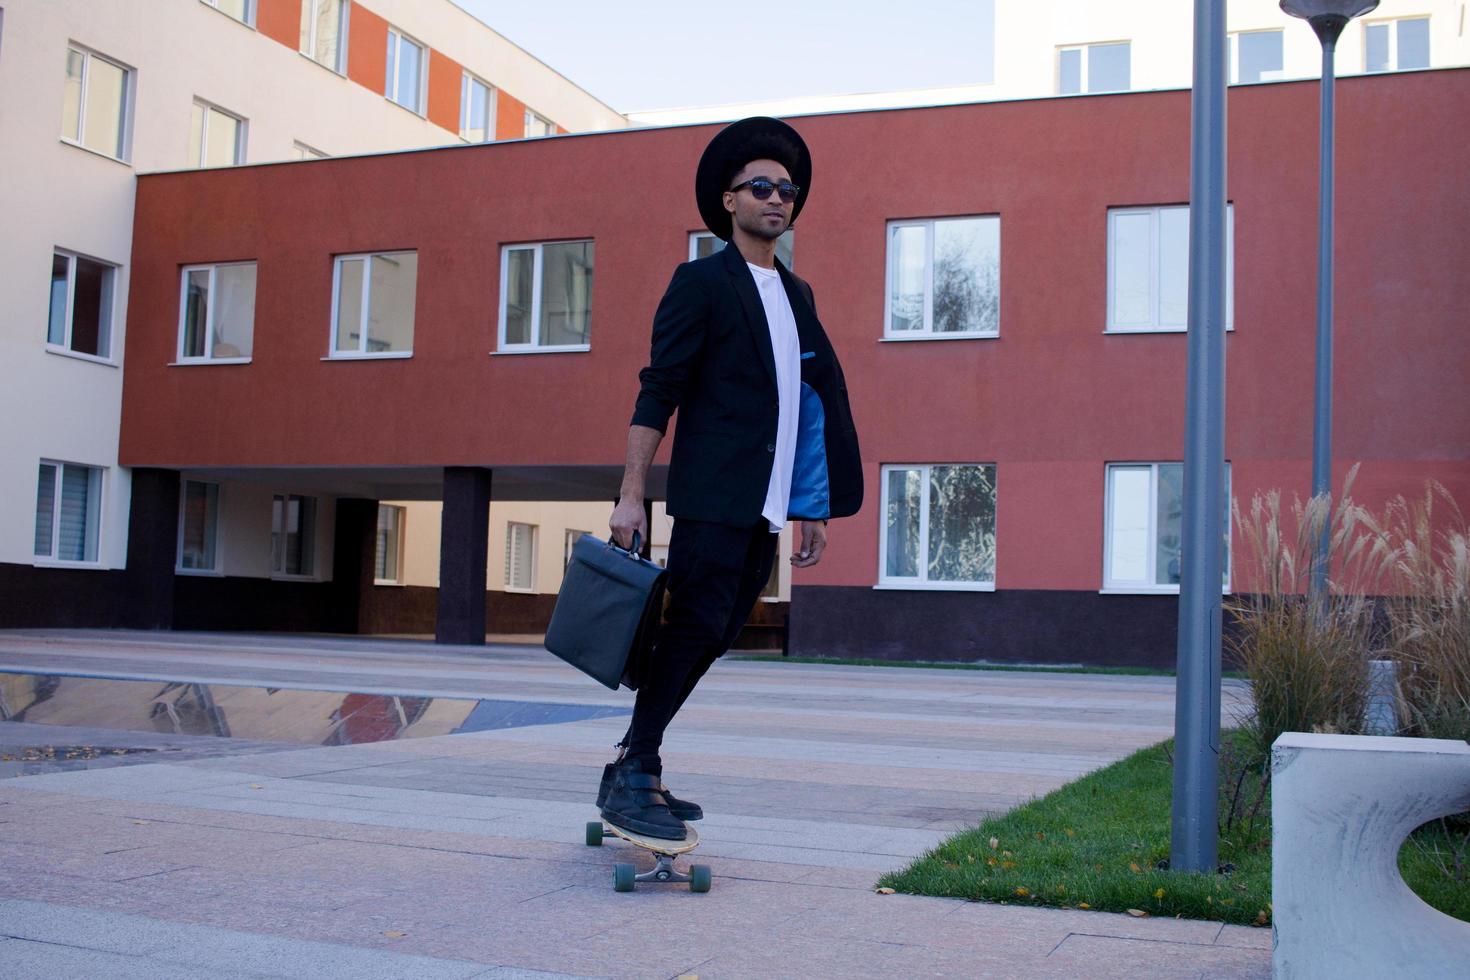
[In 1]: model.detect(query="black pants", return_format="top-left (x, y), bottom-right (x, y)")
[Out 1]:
top-left (622, 519), bottom-right (778, 771)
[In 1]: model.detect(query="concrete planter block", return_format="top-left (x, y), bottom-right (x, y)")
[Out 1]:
top-left (1271, 732), bottom-right (1470, 979)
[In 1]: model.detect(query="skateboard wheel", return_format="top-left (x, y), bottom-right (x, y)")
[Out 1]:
top-left (614, 863), bottom-right (636, 892)
top-left (585, 821), bottom-right (603, 846)
top-left (690, 864), bottom-right (712, 893)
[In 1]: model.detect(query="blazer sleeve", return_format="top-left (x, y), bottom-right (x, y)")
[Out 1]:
top-left (630, 262), bottom-right (711, 434)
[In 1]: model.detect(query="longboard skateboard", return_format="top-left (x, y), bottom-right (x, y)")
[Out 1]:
top-left (585, 819), bottom-right (710, 892)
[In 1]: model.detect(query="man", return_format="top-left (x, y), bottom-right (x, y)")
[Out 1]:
top-left (599, 117), bottom-right (863, 839)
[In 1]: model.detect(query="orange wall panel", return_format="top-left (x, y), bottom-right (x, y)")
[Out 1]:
top-left (256, 0), bottom-right (302, 48)
top-left (496, 89), bottom-right (527, 140)
top-left (427, 49), bottom-right (462, 134)
top-left (346, 2), bottom-right (389, 94)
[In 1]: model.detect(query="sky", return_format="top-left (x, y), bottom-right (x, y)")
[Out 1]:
top-left (450, 1), bottom-right (996, 113)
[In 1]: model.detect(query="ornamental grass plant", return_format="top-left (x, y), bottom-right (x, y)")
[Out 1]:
top-left (1225, 473), bottom-right (1376, 764)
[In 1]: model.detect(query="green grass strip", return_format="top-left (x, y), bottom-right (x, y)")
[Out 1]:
top-left (879, 733), bottom-right (1274, 926)
top-left (879, 730), bottom-right (1468, 925)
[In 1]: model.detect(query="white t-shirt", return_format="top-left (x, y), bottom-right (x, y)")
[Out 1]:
top-left (748, 262), bottom-right (801, 532)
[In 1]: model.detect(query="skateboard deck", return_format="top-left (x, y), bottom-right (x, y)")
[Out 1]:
top-left (585, 819), bottom-right (710, 892)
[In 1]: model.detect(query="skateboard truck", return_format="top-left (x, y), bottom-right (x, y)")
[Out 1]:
top-left (585, 820), bottom-right (711, 893)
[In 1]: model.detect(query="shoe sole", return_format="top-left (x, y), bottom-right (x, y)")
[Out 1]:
top-left (600, 808), bottom-right (687, 841)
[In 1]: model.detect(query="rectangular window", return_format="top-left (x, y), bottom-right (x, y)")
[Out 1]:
top-left (690, 230), bottom-right (794, 269)
top-left (1107, 204), bottom-right (1233, 332)
top-left (1365, 17), bottom-right (1430, 72)
top-left (189, 100), bottom-right (245, 167)
top-left (201, 0), bottom-right (254, 27)
top-left (1230, 30), bottom-right (1284, 84)
top-left (385, 29), bottom-right (424, 113)
top-left (879, 464), bottom-right (996, 589)
top-left (178, 479), bottom-right (220, 572)
top-left (34, 461), bottom-right (103, 564)
top-left (498, 241), bottom-right (594, 351)
top-left (461, 73), bottom-right (494, 142)
top-left (292, 141), bottom-right (328, 160)
top-left (48, 249), bottom-right (116, 359)
top-left (1104, 463), bottom-right (1231, 592)
top-left (1057, 41), bottom-right (1130, 94)
top-left (563, 528), bottom-right (589, 569)
top-left (506, 522), bottom-right (536, 591)
top-left (375, 504), bottom-right (403, 583)
top-left (178, 262), bottom-right (256, 362)
top-left (271, 494), bottom-right (316, 576)
top-left (331, 251), bottom-right (417, 357)
top-left (885, 216), bottom-right (999, 339)
top-left (61, 44), bottom-right (132, 160)
top-left (524, 111), bottom-right (553, 137)
top-left (299, 0), bottom-right (346, 73)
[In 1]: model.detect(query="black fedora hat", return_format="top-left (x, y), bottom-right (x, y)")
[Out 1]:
top-left (695, 116), bottom-right (811, 242)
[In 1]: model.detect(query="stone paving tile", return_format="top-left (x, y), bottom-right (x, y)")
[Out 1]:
top-left (1043, 932), bottom-right (1270, 979)
top-left (0, 939), bottom-right (253, 980)
top-left (1215, 923), bottom-right (1275, 949)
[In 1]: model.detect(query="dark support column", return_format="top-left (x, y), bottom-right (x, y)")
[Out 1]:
top-left (331, 498), bottom-right (379, 634)
top-left (436, 467), bottom-right (492, 645)
top-left (122, 467), bottom-right (180, 630)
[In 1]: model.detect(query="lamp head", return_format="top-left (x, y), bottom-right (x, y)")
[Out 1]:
top-left (1281, 1), bottom-right (1380, 44)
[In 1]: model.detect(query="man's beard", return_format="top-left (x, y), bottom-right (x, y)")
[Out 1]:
top-left (735, 211), bottom-right (787, 242)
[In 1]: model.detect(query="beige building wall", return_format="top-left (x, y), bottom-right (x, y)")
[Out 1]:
top-left (0, 0), bottom-right (624, 574)
top-left (389, 500), bottom-right (793, 601)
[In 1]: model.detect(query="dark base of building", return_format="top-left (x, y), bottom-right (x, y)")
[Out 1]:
top-left (0, 563), bottom-right (788, 651)
top-left (789, 585), bottom-right (1191, 669)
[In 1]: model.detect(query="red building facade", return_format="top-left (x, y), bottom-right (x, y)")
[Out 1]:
top-left (114, 69), bottom-right (1470, 665)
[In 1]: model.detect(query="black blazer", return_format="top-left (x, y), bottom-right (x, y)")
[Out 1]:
top-left (631, 242), bottom-right (863, 526)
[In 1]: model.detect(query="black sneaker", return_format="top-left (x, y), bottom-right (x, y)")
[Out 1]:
top-left (599, 760), bottom-right (687, 840)
top-left (597, 762), bottom-right (703, 821)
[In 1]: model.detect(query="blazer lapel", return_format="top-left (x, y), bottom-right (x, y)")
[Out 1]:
top-left (723, 243), bottom-right (777, 387)
top-left (777, 258), bottom-right (822, 356)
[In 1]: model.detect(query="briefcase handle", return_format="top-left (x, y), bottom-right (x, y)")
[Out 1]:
top-left (608, 530), bottom-right (644, 559)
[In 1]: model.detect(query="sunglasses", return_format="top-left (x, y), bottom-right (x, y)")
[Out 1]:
top-left (729, 177), bottom-right (801, 204)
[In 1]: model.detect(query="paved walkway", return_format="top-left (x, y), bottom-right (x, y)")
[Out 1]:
top-left (0, 630), bottom-right (1266, 979)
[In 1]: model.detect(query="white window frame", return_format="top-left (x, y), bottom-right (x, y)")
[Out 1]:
top-left (61, 43), bottom-right (135, 163)
top-left (200, 0), bottom-right (256, 28)
top-left (1363, 16), bottom-right (1431, 73)
top-left (1228, 29), bottom-right (1285, 85)
top-left (505, 522), bottom-right (537, 593)
top-left (460, 72), bottom-right (496, 143)
top-left (385, 27), bottom-right (427, 114)
top-left (176, 478), bottom-right (223, 575)
top-left (496, 241), bottom-right (594, 354)
top-left (270, 493), bottom-right (318, 579)
top-left (292, 140), bottom-right (328, 160)
top-left (1102, 462), bottom-right (1232, 594)
top-left (876, 463), bottom-right (997, 592)
top-left (48, 248), bottom-right (118, 364)
top-left (1056, 41), bottom-right (1131, 95)
top-left (375, 504), bottom-right (405, 585)
top-left (328, 251), bottom-right (417, 359)
top-left (882, 216), bottom-right (1000, 341)
top-left (176, 262), bottom-right (256, 364)
top-left (690, 230), bottom-right (794, 268)
top-left (34, 460), bottom-right (105, 567)
top-left (299, 0), bottom-right (348, 74)
top-left (1105, 204), bottom-right (1234, 333)
top-left (563, 528), bottom-right (589, 569)
top-left (524, 110), bottom-right (553, 137)
top-left (190, 99), bottom-right (247, 167)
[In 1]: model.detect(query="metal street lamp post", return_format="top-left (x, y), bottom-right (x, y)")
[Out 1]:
top-left (1281, 0), bottom-right (1379, 600)
top-left (1171, 0), bottom-right (1228, 876)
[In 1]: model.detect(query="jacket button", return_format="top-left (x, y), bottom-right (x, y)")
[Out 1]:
top-left (766, 443), bottom-right (776, 452)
